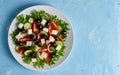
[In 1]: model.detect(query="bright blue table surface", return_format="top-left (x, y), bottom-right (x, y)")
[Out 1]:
top-left (0, 0), bottom-right (120, 75)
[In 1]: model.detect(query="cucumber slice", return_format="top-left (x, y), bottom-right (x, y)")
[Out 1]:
top-left (33, 45), bottom-right (39, 52)
top-left (56, 41), bottom-right (62, 46)
top-left (24, 50), bottom-right (33, 56)
top-left (50, 47), bottom-right (55, 52)
top-left (41, 31), bottom-right (48, 36)
top-left (24, 23), bottom-right (31, 30)
top-left (15, 46), bottom-right (19, 51)
top-left (37, 53), bottom-right (44, 60)
top-left (58, 26), bottom-right (62, 33)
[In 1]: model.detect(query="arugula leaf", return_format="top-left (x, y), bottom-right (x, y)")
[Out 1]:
top-left (17, 14), bottom-right (27, 24)
top-left (32, 45), bottom-right (39, 52)
top-left (47, 59), bottom-right (55, 66)
top-left (39, 10), bottom-right (48, 20)
top-left (33, 59), bottom-right (44, 68)
top-left (22, 55), bottom-right (31, 64)
top-left (26, 15), bottom-right (32, 21)
top-left (10, 29), bottom-right (20, 44)
top-left (52, 42), bottom-right (66, 61)
top-left (52, 54), bottom-right (60, 61)
top-left (57, 45), bottom-right (65, 56)
top-left (31, 10), bottom-right (41, 20)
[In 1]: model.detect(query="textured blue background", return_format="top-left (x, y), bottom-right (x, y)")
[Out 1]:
top-left (0, 0), bottom-right (120, 75)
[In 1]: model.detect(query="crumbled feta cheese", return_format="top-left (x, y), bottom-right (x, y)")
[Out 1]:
top-left (41, 19), bottom-right (47, 25)
top-left (15, 33), bottom-right (23, 40)
top-left (43, 28), bottom-right (48, 32)
top-left (15, 33), bottom-right (27, 40)
top-left (56, 45), bottom-right (62, 51)
top-left (49, 36), bottom-right (55, 42)
top-left (41, 39), bottom-right (45, 44)
top-left (18, 23), bottom-right (23, 29)
top-left (22, 33), bottom-right (27, 37)
top-left (32, 58), bottom-right (37, 62)
top-left (51, 30), bottom-right (58, 35)
top-left (27, 29), bottom-right (32, 34)
top-left (28, 18), bottom-right (34, 23)
top-left (26, 41), bottom-right (32, 46)
top-left (41, 52), bottom-right (47, 58)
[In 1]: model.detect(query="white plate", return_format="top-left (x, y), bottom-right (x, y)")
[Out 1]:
top-left (8, 5), bottom-right (74, 71)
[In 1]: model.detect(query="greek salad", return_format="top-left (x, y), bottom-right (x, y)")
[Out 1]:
top-left (11, 10), bottom-right (69, 68)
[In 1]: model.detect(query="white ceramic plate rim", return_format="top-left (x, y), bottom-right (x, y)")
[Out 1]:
top-left (8, 5), bottom-right (74, 71)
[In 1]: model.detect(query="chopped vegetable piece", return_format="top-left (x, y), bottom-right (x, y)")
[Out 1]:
top-left (32, 21), bottom-right (38, 32)
top-left (19, 36), bottom-right (31, 43)
top-left (24, 23), bottom-right (31, 30)
top-left (50, 21), bottom-right (59, 30)
top-left (44, 52), bottom-right (51, 62)
top-left (17, 47), bottom-right (25, 54)
top-left (24, 50), bottom-right (33, 56)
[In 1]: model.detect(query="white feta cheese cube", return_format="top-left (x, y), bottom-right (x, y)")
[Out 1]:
top-left (56, 45), bottom-right (62, 51)
top-left (15, 33), bottom-right (23, 40)
top-left (41, 52), bottom-right (47, 58)
top-left (43, 28), bottom-right (48, 32)
top-left (28, 18), bottom-right (34, 23)
top-left (15, 33), bottom-right (27, 40)
top-left (22, 33), bottom-right (27, 37)
top-left (49, 36), bottom-right (55, 42)
top-left (51, 30), bottom-right (58, 35)
top-left (18, 23), bottom-right (23, 29)
top-left (41, 39), bottom-right (45, 44)
top-left (27, 29), bottom-right (32, 34)
top-left (26, 41), bottom-right (32, 46)
top-left (32, 58), bottom-right (37, 62)
top-left (41, 19), bottom-right (47, 25)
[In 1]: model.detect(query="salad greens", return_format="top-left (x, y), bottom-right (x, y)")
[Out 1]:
top-left (11, 10), bottom-right (69, 68)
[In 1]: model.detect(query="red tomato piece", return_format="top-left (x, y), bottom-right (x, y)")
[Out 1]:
top-left (17, 47), bottom-right (25, 54)
top-left (50, 21), bottom-right (59, 30)
top-left (58, 35), bottom-right (64, 41)
top-left (32, 21), bottom-right (38, 32)
top-left (19, 36), bottom-right (31, 43)
top-left (44, 52), bottom-right (51, 62)
top-left (48, 25), bottom-right (52, 36)
top-left (37, 32), bottom-right (41, 40)
top-left (46, 40), bottom-right (50, 45)
top-left (38, 47), bottom-right (48, 52)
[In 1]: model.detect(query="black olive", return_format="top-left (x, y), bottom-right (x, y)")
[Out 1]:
top-left (51, 53), bottom-right (55, 58)
top-left (18, 28), bottom-right (23, 32)
top-left (37, 20), bottom-right (41, 23)
top-left (41, 34), bottom-right (48, 39)
top-left (22, 30), bottom-right (26, 33)
top-left (29, 34), bottom-right (36, 40)
top-left (18, 28), bottom-right (22, 31)
top-left (38, 42), bottom-right (41, 47)
top-left (50, 42), bottom-right (57, 47)
top-left (32, 53), bottom-right (37, 58)
top-left (18, 28), bottom-right (26, 32)
top-left (39, 25), bottom-right (43, 29)
top-left (34, 40), bottom-right (41, 46)
top-left (37, 20), bottom-right (41, 25)
top-left (53, 36), bottom-right (58, 41)
top-left (61, 30), bottom-right (67, 35)
top-left (17, 42), bottom-right (23, 46)
top-left (29, 34), bottom-right (34, 38)
top-left (45, 20), bottom-right (51, 27)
